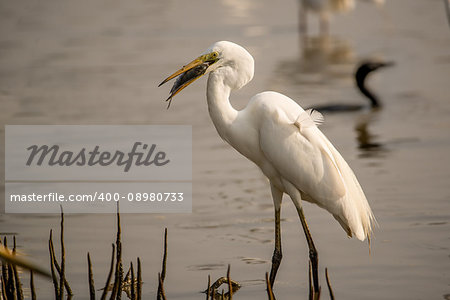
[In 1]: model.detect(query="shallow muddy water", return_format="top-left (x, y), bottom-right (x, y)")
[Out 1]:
top-left (1, 0), bottom-right (450, 299)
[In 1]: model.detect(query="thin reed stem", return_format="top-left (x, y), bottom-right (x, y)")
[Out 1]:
top-left (226, 265), bottom-right (232, 300)
top-left (157, 228), bottom-right (168, 300)
top-left (1, 268), bottom-right (8, 300)
top-left (88, 252), bottom-right (95, 300)
top-left (50, 244), bottom-right (72, 295)
top-left (206, 275), bottom-right (211, 300)
top-left (158, 272), bottom-right (167, 300)
top-left (100, 244), bottom-right (115, 300)
top-left (59, 208), bottom-right (65, 300)
top-left (30, 271), bottom-right (36, 300)
top-left (136, 257), bottom-right (142, 300)
top-left (110, 203), bottom-right (123, 300)
top-left (130, 262), bottom-right (135, 300)
top-left (325, 268), bottom-right (334, 300)
top-left (49, 230), bottom-right (60, 299)
top-left (265, 272), bottom-right (274, 300)
top-left (12, 265), bottom-right (23, 300)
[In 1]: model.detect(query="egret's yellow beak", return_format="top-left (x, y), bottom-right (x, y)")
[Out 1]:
top-left (159, 51), bottom-right (219, 108)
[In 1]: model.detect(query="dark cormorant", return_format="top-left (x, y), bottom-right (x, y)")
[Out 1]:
top-left (311, 61), bottom-right (394, 113)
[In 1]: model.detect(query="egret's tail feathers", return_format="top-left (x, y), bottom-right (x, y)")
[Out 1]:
top-left (346, 197), bottom-right (376, 242)
top-left (322, 131), bottom-right (376, 243)
top-left (333, 205), bottom-right (375, 242)
top-left (333, 214), bottom-right (352, 237)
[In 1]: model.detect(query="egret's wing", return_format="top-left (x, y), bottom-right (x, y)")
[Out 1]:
top-left (260, 108), bottom-right (346, 207)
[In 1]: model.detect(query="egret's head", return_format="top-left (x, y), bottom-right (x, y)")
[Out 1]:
top-left (159, 41), bottom-right (254, 108)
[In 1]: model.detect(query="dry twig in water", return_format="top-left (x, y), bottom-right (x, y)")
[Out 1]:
top-left (157, 228), bottom-right (168, 300)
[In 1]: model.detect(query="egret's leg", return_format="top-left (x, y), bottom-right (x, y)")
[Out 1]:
top-left (282, 179), bottom-right (319, 292)
top-left (295, 203), bottom-right (319, 292)
top-left (299, 1), bottom-right (307, 36)
top-left (319, 12), bottom-right (329, 36)
top-left (269, 184), bottom-right (283, 287)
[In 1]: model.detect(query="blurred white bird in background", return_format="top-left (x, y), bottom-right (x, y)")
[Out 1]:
top-left (300, 0), bottom-right (355, 35)
top-left (159, 41), bottom-right (375, 290)
top-left (300, 0), bottom-right (384, 35)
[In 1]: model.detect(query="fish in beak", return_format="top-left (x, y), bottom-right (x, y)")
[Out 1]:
top-left (159, 51), bottom-right (220, 108)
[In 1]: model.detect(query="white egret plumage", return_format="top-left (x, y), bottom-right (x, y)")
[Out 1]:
top-left (159, 41), bottom-right (375, 289)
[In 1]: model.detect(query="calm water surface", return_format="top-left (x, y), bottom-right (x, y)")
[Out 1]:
top-left (1, 0), bottom-right (450, 299)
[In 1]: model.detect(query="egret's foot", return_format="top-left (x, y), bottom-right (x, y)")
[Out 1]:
top-left (308, 247), bottom-right (319, 293)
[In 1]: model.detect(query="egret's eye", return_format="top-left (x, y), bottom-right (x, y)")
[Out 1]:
top-left (209, 51), bottom-right (219, 60)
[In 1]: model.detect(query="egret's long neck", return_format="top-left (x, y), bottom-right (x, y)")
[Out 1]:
top-left (206, 71), bottom-right (238, 141)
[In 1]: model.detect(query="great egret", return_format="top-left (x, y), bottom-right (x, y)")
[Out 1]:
top-left (311, 60), bottom-right (394, 112)
top-left (159, 41), bottom-right (375, 289)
